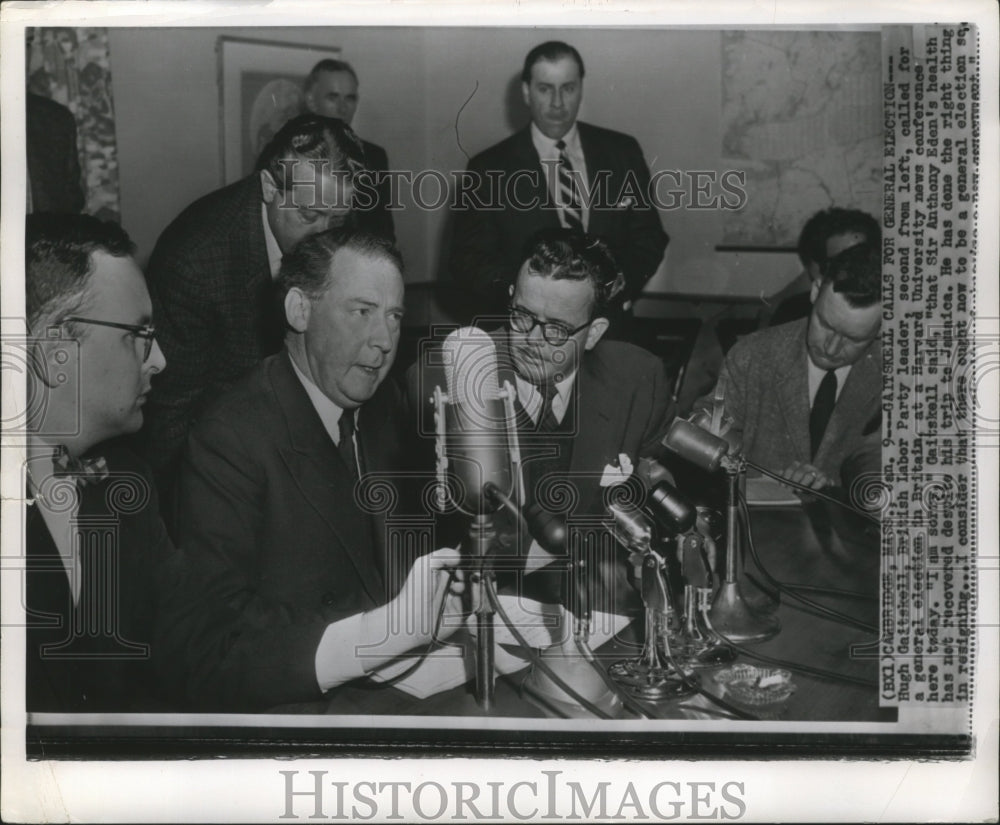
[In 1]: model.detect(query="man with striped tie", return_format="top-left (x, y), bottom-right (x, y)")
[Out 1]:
top-left (452, 41), bottom-right (668, 317)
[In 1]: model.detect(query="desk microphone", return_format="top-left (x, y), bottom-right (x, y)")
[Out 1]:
top-left (636, 457), bottom-right (696, 534)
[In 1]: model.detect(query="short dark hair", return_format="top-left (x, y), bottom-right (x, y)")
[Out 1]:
top-left (26, 213), bottom-right (136, 334)
top-left (797, 208), bottom-right (881, 267)
top-left (519, 228), bottom-right (624, 318)
top-left (277, 227), bottom-right (404, 303)
top-left (304, 59), bottom-right (359, 91)
top-left (521, 41), bottom-right (585, 83)
top-left (820, 241), bottom-right (881, 308)
top-left (256, 113), bottom-right (366, 192)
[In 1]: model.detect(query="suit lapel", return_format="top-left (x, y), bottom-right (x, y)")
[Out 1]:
top-left (773, 323), bottom-right (812, 463)
top-left (569, 353), bottom-right (620, 516)
top-left (271, 354), bottom-right (384, 603)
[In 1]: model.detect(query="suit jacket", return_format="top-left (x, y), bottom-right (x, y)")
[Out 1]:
top-left (356, 138), bottom-right (395, 241)
top-left (142, 175), bottom-right (280, 480)
top-left (698, 319), bottom-right (882, 483)
top-left (407, 333), bottom-right (675, 615)
top-left (25, 445), bottom-right (184, 712)
top-left (164, 352), bottom-right (408, 711)
top-left (26, 92), bottom-right (85, 214)
top-left (451, 122), bottom-right (669, 308)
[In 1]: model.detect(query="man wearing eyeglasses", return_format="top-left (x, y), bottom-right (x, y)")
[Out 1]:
top-left (412, 228), bottom-right (675, 614)
top-left (22, 213), bottom-right (179, 711)
top-left (141, 114), bottom-right (365, 496)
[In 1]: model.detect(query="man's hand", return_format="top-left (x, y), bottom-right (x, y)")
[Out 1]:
top-left (390, 547), bottom-right (466, 645)
top-left (779, 461), bottom-right (836, 491)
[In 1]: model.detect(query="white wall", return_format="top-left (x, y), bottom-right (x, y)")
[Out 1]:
top-left (109, 26), bottom-right (808, 298)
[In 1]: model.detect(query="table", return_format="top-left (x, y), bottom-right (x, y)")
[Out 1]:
top-left (319, 499), bottom-right (888, 723)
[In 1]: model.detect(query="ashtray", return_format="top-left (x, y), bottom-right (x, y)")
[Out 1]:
top-left (713, 665), bottom-right (796, 706)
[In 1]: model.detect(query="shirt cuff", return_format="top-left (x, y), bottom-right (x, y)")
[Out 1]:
top-left (314, 612), bottom-right (370, 692)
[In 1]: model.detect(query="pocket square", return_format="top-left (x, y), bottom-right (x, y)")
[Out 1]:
top-left (599, 453), bottom-right (634, 487)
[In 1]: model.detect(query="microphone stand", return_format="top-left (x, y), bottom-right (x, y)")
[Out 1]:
top-left (468, 514), bottom-right (497, 710)
top-left (707, 456), bottom-right (780, 644)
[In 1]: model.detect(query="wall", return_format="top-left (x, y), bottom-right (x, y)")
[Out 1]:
top-left (109, 26), bottom-right (807, 298)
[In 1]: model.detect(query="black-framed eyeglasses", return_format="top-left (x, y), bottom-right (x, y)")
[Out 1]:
top-left (62, 316), bottom-right (158, 361)
top-left (508, 304), bottom-right (590, 346)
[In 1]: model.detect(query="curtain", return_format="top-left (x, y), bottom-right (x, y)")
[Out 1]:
top-left (27, 27), bottom-right (121, 221)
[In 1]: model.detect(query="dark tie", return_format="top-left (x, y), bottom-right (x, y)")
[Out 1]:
top-left (809, 370), bottom-right (838, 458)
top-left (338, 409), bottom-right (359, 480)
top-left (555, 139), bottom-right (584, 231)
top-left (536, 382), bottom-right (560, 433)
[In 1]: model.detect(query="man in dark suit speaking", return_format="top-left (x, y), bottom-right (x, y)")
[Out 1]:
top-left (165, 229), bottom-right (463, 711)
top-left (451, 41), bottom-right (669, 314)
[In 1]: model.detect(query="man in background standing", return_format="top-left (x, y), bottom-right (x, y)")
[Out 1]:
top-left (304, 59), bottom-right (395, 241)
top-left (451, 41), bottom-right (668, 315)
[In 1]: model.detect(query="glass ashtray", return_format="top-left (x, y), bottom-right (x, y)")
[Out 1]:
top-left (713, 665), bottom-right (796, 706)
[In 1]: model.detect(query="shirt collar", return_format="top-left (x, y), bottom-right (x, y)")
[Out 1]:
top-left (261, 203), bottom-right (283, 279)
top-left (806, 355), bottom-right (852, 402)
top-left (288, 352), bottom-right (350, 444)
top-left (530, 121), bottom-right (581, 155)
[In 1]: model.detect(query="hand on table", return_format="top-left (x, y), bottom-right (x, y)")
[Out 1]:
top-left (779, 461), bottom-right (836, 492)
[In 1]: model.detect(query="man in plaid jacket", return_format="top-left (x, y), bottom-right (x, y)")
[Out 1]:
top-left (141, 114), bottom-right (365, 494)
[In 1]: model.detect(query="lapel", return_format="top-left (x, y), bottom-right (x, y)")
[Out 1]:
top-left (816, 341), bottom-right (881, 463)
top-left (569, 349), bottom-right (622, 516)
top-left (270, 353), bottom-right (384, 603)
top-left (577, 122), bottom-right (611, 236)
top-left (510, 127), bottom-right (561, 229)
top-left (236, 176), bottom-right (283, 356)
top-left (772, 322), bottom-right (813, 463)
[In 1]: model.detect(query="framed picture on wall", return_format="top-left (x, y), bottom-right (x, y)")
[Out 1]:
top-left (217, 36), bottom-right (341, 184)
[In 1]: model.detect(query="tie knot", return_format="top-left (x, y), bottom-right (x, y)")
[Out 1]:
top-left (338, 408), bottom-right (356, 443)
top-left (555, 139), bottom-right (567, 152)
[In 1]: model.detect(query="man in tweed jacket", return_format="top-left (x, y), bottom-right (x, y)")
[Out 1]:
top-left (698, 243), bottom-right (882, 493)
top-left (141, 114), bottom-right (365, 489)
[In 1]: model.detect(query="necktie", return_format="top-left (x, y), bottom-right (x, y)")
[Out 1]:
top-left (555, 139), bottom-right (584, 232)
top-left (52, 445), bottom-right (109, 487)
top-left (536, 381), bottom-right (560, 433)
top-left (809, 370), bottom-right (838, 458)
top-left (338, 409), bottom-right (359, 480)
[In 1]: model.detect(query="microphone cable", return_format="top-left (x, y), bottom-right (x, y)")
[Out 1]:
top-left (363, 569), bottom-right (462, 690)
top-left (745, 460), bottom-right (881, 525)
top-left (738, 492), bottom-right (877, 635)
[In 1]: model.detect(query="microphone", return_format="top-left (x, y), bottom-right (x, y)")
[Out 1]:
top-left (635, 457), bottom-right (696, 534)
top-left (662, 417), bottom-right (732, 473)
top-left (439, 327), bottom-right (515, 515)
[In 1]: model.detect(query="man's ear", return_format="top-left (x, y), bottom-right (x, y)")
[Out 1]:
top-left (584, 317), bottom-right (610, 351)
top-left (809, 279), bottom-right (822, 305)
top-left (260, 170), bottom-right (278, 204)
top-left (284, 287), bottom-right (311, 333)
top-left (521, 81), bottom-right (531, 108)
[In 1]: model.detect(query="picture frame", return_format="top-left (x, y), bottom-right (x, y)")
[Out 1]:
top-left (217, 35), bottom-right (341, 185)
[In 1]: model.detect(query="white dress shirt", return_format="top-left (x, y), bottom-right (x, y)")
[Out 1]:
top-left (531, 122), bottom-right (590, 231)
top-left (806, 357), bottom-right (852, 406)
top-left (261, 203), bottom-right (283, 279)
top-left (288, 355), bottom-right (373, 691)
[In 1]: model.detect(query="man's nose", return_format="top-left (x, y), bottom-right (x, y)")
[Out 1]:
top-left (369, 315), bottom-right (394, 353)
top-left (146, 337), bottom-right (167, 374)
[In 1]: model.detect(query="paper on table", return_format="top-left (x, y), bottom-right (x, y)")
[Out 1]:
top-left (746, 476), bottom-right (802, 506)
top-left (368, 597), bottom-right (632, 699)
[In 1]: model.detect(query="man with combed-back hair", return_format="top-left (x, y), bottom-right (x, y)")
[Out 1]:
top-left (698, 242), bottom-right (883, 493)
top-left (163, 227), bottom-right (464, 712)
top-left (141, 114), bottom-right (366, 490)
top-left (23, 213), bottom-right (183, 711)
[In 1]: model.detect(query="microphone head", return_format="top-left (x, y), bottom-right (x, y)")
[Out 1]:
top-left (647, 481), bottom-right (696, 534)
top-left (662, 417), bottom-right (729, 473)
top-left (442, 326), bottom-right (500, 423)
top-left (523, 503), bottom-right (567, 554)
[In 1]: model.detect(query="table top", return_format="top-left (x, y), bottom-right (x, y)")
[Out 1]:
top-left (320, 499), bottom-right (887, 723)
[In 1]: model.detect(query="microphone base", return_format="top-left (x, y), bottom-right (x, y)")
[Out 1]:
top-left (709, 581), bottom-right (781, 644)
top-left (521, 646), bottom-right (625, 719)
top-left (608, 658), bottom-right (700, 702)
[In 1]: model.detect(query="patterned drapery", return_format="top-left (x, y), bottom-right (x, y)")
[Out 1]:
top-left (27, 27), bottom-right (121, 221)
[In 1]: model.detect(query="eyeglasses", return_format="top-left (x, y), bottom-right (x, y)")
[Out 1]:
top-left (62, 316), bottom-right (158, 361)
top-left (508, 304), bottom-right (590, 346)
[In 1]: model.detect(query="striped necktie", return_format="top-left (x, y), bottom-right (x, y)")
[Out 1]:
top-left (338, 409), bottom-right (359, 480)
top-left (555, 139), bottom-right (584, 231)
